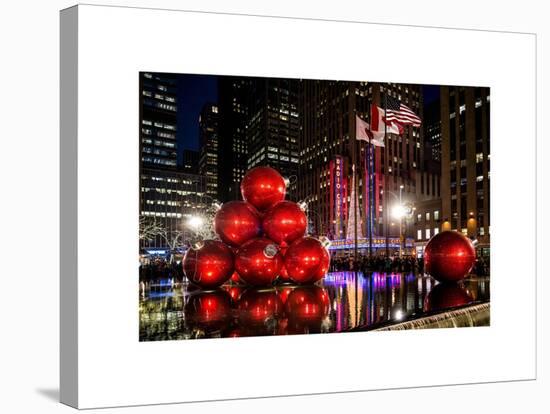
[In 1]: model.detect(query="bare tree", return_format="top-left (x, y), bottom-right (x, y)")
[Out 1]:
top-left (139, 216), bottom-right (164, 242)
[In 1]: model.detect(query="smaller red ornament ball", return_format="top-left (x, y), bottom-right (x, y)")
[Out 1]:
top-left (284, 237), bottom-right (331, 284)
top-left (424, 231), bottom-right (476, 282)
top-left (183, 240), bottom-right (234, 289)
top-left (262, 201), bottom-right (307, 246)
top-left (240, 166), bottom-right (287, 212)
top-left (234, 238), bottom-right (283, 286)
top-left (214, 201), bottom-right (261, 247)
top-left (424, 283), bottom-right (473, 312)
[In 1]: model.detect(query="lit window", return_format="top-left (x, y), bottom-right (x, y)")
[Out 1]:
top-left (425, 229), bottom-right (431, 239)
top-left (434, 227), bottom-right (439, 235)
top-left (434, 210), bottom-right (440, 220)
top-left (426, 212), bottom-right (430, 221)
top-left (417, 230), bottom-right (422, 240)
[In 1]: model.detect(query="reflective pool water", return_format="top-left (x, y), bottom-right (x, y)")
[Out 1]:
top-left (139, 272), bottom-right (490, 341)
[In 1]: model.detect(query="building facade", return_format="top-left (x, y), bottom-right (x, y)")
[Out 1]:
top-left (217, 77), bottom-right (251, 202)
top-left (245, 77), bottom-right (301, 196)
top-left (140, 72), bottom-right (178, 169)
top-left (182, 149), bottom-right (199, 174)
top-left (440, 86), bottom-right (490, 252)
top-left (198, 103), bottom-right (220, 200)
top-left (139, 72), bottom-right (208, 251)
top-left (298, 80), bottom-right (424, 255)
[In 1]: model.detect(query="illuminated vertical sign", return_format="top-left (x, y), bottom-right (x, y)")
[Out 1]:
top-left (330, 156), bottom-right (345, 239)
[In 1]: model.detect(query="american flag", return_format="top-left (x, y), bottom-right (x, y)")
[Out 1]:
top-left (385, 95), bottom-right (422, 127)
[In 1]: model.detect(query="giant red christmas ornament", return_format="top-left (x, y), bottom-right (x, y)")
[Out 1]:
top-left (240, 166), bottom-right (287, 211)
top-left (184, 290), bottom-right (232, 329)
top-left (214, 201), bottom-right (261, 247)
top-left (234, 238), bottom-right (283, 286)
top-left (424, 282), bottom-right (473, 312)
top-left (284, 237), bottom-right (331, 284)
top-left (183, 240), bottom-right (234, 289)
top-left (424, 231), bottom-right (476, 282)
top-left (284, 286), bottom-right (330, 334)
top-left (237, 288), bottom-right (283, 326)
top-left (262, 201), bottom-right (307, 246)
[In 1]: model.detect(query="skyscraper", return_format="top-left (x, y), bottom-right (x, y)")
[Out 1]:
top-left (198, 103), bottom-right (220, 200)
top-left (218, 77), bottom-right (250, 202)
top-left (140, 72), bottom-right (178, 169)
top-left (139, 72), bottom-right (207, 251)
top-left (246, 77), bottom-right (301, 196)
top-left (218, 77), bottom-right (301, 200)
top-left (440, 86), bottom-right (490, 253)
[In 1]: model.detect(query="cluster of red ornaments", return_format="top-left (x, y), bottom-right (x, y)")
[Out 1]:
top-left (183, 166), bottom-right (331, 289)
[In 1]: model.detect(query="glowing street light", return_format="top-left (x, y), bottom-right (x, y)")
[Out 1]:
top-left (392, 204), bottom-right (407, 220)
top-left (187, 215), bottom-right (204, 230)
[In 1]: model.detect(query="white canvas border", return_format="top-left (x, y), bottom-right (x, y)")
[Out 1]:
top-left (63, 4), bottom-right (536, 409)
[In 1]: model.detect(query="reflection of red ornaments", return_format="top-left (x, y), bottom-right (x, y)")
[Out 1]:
top-left (234, 238), bottom-right (283, 286)
top-left (240, 166), bottom-right (286, 211)
top-left (284, 237), bottom-right (331, 284)
top-left (284, 286), bottom-right (330, 333)
top-left (184, 290), bottom-right (232, 329)
top-left (424, 282), bottom-right (473, 311)
top-left (237, 289), bottom-right (283, 325)
top-left (182, 240), bottom-right (234, 289)
top-left (262, 201), bottom-right (307, 246)
top-left (424, 231), bottom-right (476, 282)
top-left (214, 201), bottom-right (261, 247)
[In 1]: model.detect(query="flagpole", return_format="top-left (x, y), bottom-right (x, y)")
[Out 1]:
top-left (367, 101), bottom-right (373, 259)
top-left (384, 88), bottom-right (389, 258)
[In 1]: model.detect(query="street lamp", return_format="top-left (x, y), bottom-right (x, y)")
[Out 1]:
top-left (187, 215), bottom-right (204, 231)
top-left (387, 185), bottom-right (411, 258)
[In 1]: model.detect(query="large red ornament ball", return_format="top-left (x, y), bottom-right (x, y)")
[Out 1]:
top-left (240, 166), bottom-right (287, 212)
top-left (183, 240), bottom-right (234, 289)
top-left (184, 290), bottom-right (232, 330)
top-left (284, 237), bottom-right (331, 284)
top-left (234, 238), bottom-right (283, 286)
top-left (236, 288), bottom-right (283, 326)
top-left (262, 201), bottom-right (307, 246)
top-left (424, 231), bottom-right (476, 282)
top-left (424, 283), bottom-right (473, 312)
top-left (214, 201), bottom-right (261, 247)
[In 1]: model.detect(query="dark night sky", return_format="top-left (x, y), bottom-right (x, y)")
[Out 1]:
top-left (422, 84), bottom-right (440, 105)
top-left (174, 75), bottom-right (440, 165)
top-left (176, 74), bottom-right (218, 163)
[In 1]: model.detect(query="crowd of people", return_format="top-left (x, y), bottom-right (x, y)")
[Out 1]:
top-left (139, 257), bottom-right (184, 281)
top-left (329, 255), bottom-right (423, 274)
top-left (330, 253), bottom-right (490, 276)
top-left (139, 252), bottom-right (490, 282)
